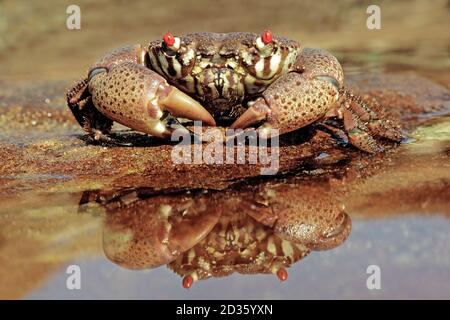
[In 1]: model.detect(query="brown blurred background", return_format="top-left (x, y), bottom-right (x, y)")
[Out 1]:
top-left (0, 0), bottom-right (449, 82)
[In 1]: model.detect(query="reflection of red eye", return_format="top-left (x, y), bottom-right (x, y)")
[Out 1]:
top-left (277, 267), bottom-right (288, 281)
top-left (262, 30), bottom-right (273, 44)
top-left (182, 275), bottom-right (193, 289)
top-left (163, 32), bottom-right (175, 46)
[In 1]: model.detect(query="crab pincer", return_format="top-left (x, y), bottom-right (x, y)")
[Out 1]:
top-left (230, 48), bottom-right (343, 138)
top-left (88, 62), bottom-right (215, 138)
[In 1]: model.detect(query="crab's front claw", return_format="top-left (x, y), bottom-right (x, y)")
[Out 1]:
top-left (89, 62), bottom-right (215, 138)
top-left (230, 71), bottom-right (340, 138)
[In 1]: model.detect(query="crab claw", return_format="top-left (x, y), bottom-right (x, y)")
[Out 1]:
top-left (89, 62), bottom-right (215, 138)
top-left (231, 48), bottom-right (343, 139)
top-left (229, 99), bottom-right (270, 131)
top-left (230, 73), bottom-right (340, 139)
top-left (157, 83), bottom-right (216, 126)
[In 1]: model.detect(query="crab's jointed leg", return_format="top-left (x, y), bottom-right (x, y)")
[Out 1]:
top-left (336, 90), bottom-right (402, 152)
top-left (67, 78), bottom-right (116, 143)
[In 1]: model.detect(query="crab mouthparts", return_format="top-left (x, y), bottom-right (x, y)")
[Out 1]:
top-left (200, 68), bottom-right (241, 97)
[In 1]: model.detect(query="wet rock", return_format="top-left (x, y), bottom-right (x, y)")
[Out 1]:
top-left (0, 74), bottom-right (448, 196)
top-left (347, 74), bottom-right (450, 123)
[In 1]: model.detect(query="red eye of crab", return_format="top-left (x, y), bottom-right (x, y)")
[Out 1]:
top-left (163, 32), bottom-right (175, 47)
top-left (261, 30), bottom-right (273, 44)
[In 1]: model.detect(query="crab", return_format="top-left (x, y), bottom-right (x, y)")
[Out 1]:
top-left (67, 31), bottom-right (402, 152)
top-left (92, 181), bottom-right (351, 288)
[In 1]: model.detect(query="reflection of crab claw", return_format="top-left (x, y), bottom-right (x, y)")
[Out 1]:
top-left (103, 196), bottom-right (221, 269)
top-left (89, 62), bottom-right (215, 138)
top-left (275, 206), bottom-right (352, 251)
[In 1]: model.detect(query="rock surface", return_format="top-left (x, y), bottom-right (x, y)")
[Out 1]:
top-left (0, 74), bottom-right (448, 196)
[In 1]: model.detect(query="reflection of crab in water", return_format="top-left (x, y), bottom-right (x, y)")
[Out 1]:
top-left (67, 31), bottom-right (401, 152)
top-left (84, 182), bottom-right (351, 288)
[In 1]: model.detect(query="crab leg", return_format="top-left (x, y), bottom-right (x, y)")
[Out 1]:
top-left (67, 77), bottom-right (116, 143)
top-left (322, 90), bottom-right (402, 153)
top-left (341, 90), bottom-right (402, 142)
top-left (341, 102), bottom-right (381, 153)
